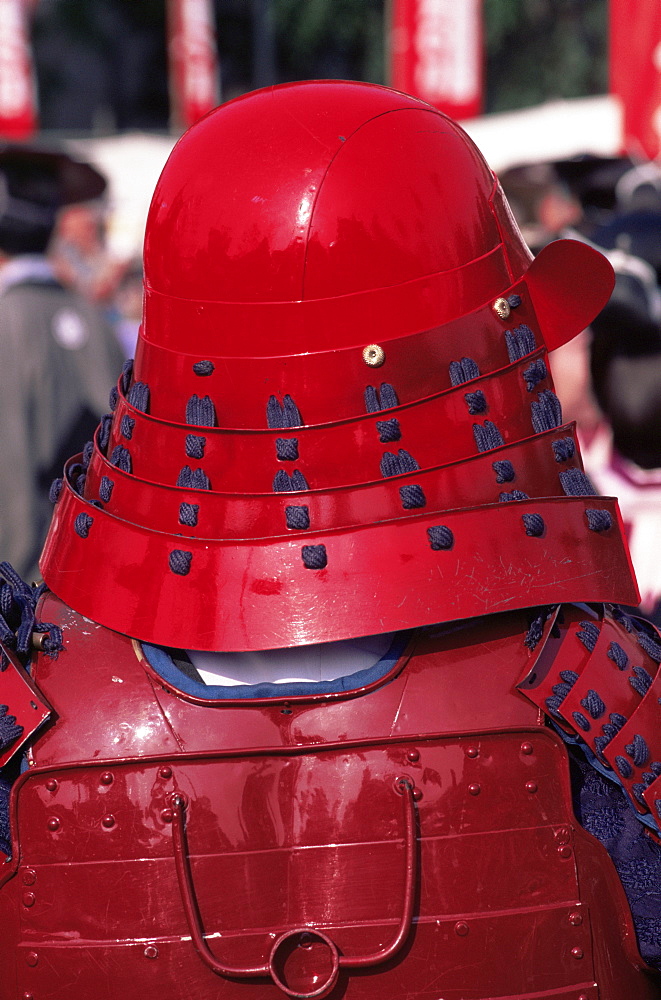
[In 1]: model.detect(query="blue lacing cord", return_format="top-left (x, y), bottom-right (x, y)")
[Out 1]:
top-left (552, 437), bottom-right (575, 462)
top-left (179, 503), bottom-right (199, 527)
top-left (546, 668), bottom-right (580, 717)
top-left (523, 359), bottom-right (548, 391)
top-left (608, 641), bottom-right (628, 670)
top-left (586, 509), bottom-right (613, 532)
top-left (267, 394), bottom-right (302, 429)
top-left (0, 562), bottom-right (63, 659)
top-left (99, 476), bottom-right (114, 502)
top-left (473, 421), bottom-right (505, 452)
top-left (364, 383), bottom-right (399, 413)
top-left (464, 390), bottom-right (487, 415)
top-left (449, 357), bottom-right (480, 386)
top-left (577, 620), bottom-right (600, 652)
top-left (110, 445), bottom-right (132, 473)
top-left (531, 390), bottom-right (563, 433)
top-left (120, 415), bottom-right (134, 440)
top-left (169, 550), bottom-right (192, 576)
top-left (522, 513), bottom-right (545, 536)
top-left (492, 460), bottom-right (515, 483)
top-left (380, 449), bottom-right (420, 478)
top-left (186, 394), bottom-right (216, 427)
top-left (98, 413), bottom-right (113, 452)
top-left (276, 437), bottom-right (299, 460)
top-left (559, 468), bottom-right (597, 497)
top-left (74, 512), bottom-right (93, 538)
top-left (185, 434), bottom-right (206, 459)
top-left (500, 490), bottom-right (529, 502)
top-left (524, 605), bottom-right (557, 649)
top-left (177, 466), bottom-right (210, 490)
top-left (273, 469), bottom-right (309, 492)
top-left (192, 360), bottom-right (214, 376)
top-left (301, 545), bottom-right (327, 569)
top-left (285, 505), bottom-right (310, 529)
top-left (399, 484), bottom-right (426, 509)
top-left (376, 418), bottom-right (401, 443)
top-left (505, 324), bottom-right (536, 362)
top-left (427, 525), bottom-right (454, 550)
top-left (120, 358), bottom-right (133, 393)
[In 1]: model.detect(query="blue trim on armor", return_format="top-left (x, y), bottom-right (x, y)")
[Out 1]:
top-left (141, 634), bottom-right (409, 701)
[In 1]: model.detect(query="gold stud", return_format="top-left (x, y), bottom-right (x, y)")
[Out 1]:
top-left (492, 297), bottom-right (510, 320)
top-left (362, 344), bottom-right (385, 367)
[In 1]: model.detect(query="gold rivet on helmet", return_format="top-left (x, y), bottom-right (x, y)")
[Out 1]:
top-left (492, 297), bottom-right (511, 320)
top-left (362, 344), bottom-right (385, 367)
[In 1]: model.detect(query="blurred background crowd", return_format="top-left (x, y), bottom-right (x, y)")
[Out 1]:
top-left (0, 0), bottom-right (660, 625)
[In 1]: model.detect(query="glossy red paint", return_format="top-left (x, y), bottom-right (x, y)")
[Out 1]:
top-left (0, 596), bottom-right (658, 998)
top-left (39, 81), bottom-right (626, 652)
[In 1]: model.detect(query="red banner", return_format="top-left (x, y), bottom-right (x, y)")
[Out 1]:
top-left (167, 0), bottom-right (220, 131)
top-left (390, 0), bottom-right (483, 119)
top-left (610, 0), bottom-right (661, 160)
top-left (0, 0), bottom-right (36, 140)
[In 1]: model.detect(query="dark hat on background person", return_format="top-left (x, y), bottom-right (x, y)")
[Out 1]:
top-left (0, 145), bottom-right (106, 256)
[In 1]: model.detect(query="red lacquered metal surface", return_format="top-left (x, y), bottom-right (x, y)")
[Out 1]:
top-left (0, 598), bottom-right (658, 998)
top-left (0, 651), bottom-right (50, 768)
top-left (41, 481), bottom-right (638, 651)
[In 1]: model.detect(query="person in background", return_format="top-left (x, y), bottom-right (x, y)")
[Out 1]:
top-left (0, 146), bottom-right (124, 580)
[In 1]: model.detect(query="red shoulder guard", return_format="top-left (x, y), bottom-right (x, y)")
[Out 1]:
top-left (519, 604), bottom-right (661, 839)
top-left (0, 645), bottom-right (51, 768)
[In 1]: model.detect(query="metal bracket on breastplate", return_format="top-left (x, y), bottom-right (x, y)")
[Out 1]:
top-left (170, 777), bottom-right (418, 998)
top-left (0, 645), bottom-right (52, 768)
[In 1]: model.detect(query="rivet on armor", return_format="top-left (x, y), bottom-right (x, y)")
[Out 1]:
top-left (454, 921), bottom-right (469, 937)
top-left (22, 993), bottom-right (34, 1000)
top-left (492, 297), bottom-right (511, 319)
top-left (569, 911), bottom-right (583, 926)
top-left (413, 789), bottom-right (423, 802)
top-left (22, 892), bottom-right (35, 908)
top-left (99, 771), bottom-right (113, 786)
top-left (101, 814), bottom-right (116, 829)
top-left (26, 952), bottom-right (38, 967)
top-left (406, 749), bottom-right (420, 763)
top-left (468, 783), bottom-right (481, 796)
top-left (554, 826), bottom-right (570, 844)
top-left (161, 808), bottom-right (174, 823)
top-left (558, 845), bottom-right (573, 858)
top-left (22, 870), bottom-right (36, 886)
top-left (466, 746), bottom-right (479, 758)
top-left (45, 778), bottom-right (58, 792)
top-left (159, 765), bottom-right (172, 780)
top-left (520, 741), bottom-right (533, 755)
top-left (144, 945), bottom-right (159, 959)
top-left (525, 781), bottom-right (538, 794)
top-left (571, 946), bottom-right (584, 960)
top-left (362, 344), bottom-right (385, 367)
top-left (47, 817), bottom-right (60, 832)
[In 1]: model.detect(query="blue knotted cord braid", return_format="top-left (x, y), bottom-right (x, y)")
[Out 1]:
top-left (594, 712), bottom-right (628, 757)
top-left (380, 449), bottom-right (420, 478)
top-left (399, 485), bottom-right (426, 509)
top-left (120, 358), bottom-right (133, 393)
top-left (301, 545), bottom-right (327, 569)
top-left (176, 466), bottom-right (211, 490)
top-left (364, 383), bottom-right (399, 413)
top-left (0, 563), bottom-right (63, 659)
top-left (186, 394), bottom-right (216, 427)
top-left (448, 357), bottom-right (480, 386)
top-left (110, 446), bottom-right (132, 473)
top-left (524, 606), bottom-right (557, 649)
top-left (267, 394), bottom-right (302, 428)
top-left (192, 360), bottom-right (215, 376)
top-left (559, 468), bottom-right (597, 497)
top-left (531, 390), bottom-right (563, 432)
top-left (615, 755), bottom-right (633, 779)
top-left (500, 489), bottom-right (530, 502)
top-left (285, 505), bottom-right (310, 529)
top-left (0, 705), bottom-right (22, 752)
top-left (523, 359), bottom-right (548, 391)
top-left (581, 689), bottom-right (606, 719)
top-left (637, 632), bottom-right (661, 663)
top-left (120, 415), bottom-right (135, 440)
top-left (427, 525), bottom-right (454, 550)
top-left (473, 421), bottom-right (505, 452)
top-left (127, 381), bottom-right (150, 413)
top-left (82, 440), bottom-right (94, 468)
top-left (109, 385), bottom-right (119, 411)
top-left (276, 438), bottom-right (299, 460)
top-left (169, 550), bottom-right (192, 575)
top-left (179, 503), bottom-right (199, 527)
top-left (376, 418), bottom-right (401, 443)
top-left (99, 476), bottom-right (114, 503)
top-left (505, 324), bottom-right (536, 362)
top-left (586, 509), bottom-right (613, 532)
top-left (608, 641), bottom-right (629, 670)
top-left (492, 460), bottom-right (515, 483)
top-left (464, 390), bottom-right (487, 415)
top-left (98, 413), bottom-right (113, 452)
top-left (546, 668), bottom-right (579, 716)
top-left (74, 472), bottom-right (86, 496)
top-left (185, 434), bottom-right (206, 460)
top-left (272, 470), bottom-right (309, 493)
top-left (508, 294), bottom-right (522, 308)
top-left (573, 711), bottom-right (591, 731)
top-left (552, 437), bottom-right (575, 462)
top-left (577, 621), bottom-right (600, 652)
top-left (49, 478), bottom-right (63, 503)
top-left (609, 606), bottom-right (635, 632)
top-left (625, 733), bottom-right (650, 767)
top-left (74, 512), bottom-right (93, 538)
top-left (630, 665), bottom-right (654, 697)
top-left (522, 513), bottom-right (545, 536)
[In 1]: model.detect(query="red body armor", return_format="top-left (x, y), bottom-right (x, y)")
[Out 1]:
top-left (0, 592), bottom-right (659, 1000)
